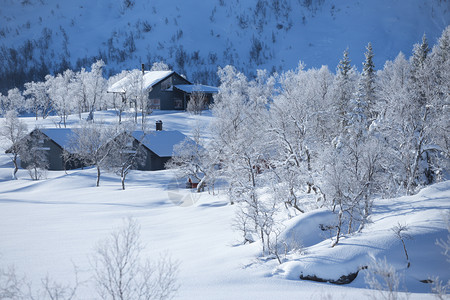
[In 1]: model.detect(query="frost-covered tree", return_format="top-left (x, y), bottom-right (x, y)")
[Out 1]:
top-left (364, 256), bottom-right (401, 300)
top-left (375, 29), bottom-right (449, 195)
top-left (92, 218), bottom-right (179, 300)
top-left (125, 69), bottom-right (151, 128)
top-left (0, 110), bottom-right (28, 180)
top-left (0, 88), bottom-right (25, 115)
top-left (410, 33), bottom-right (430, 107)
top-left (323, 128), bottom-right (384, 246)
top-left (47, 70), bottom-right (76, 128)
top-left (104, 123), bottom-right (146, 190)
top-left (269, 64), bottom-right (331, 213)
top-left (354, 42), bottom-right (377, 122)
top-left (20, 130), bottom-right (49, 180)
top-left (376, 52), bottom-right (417, 195)
top-left (186, 91), bottom-right (207, 114)
top-left (107, 70), bottom-right (130, 124)
top-left (69, 121), bottom-right (115, 187)
top-left (376, 52), bottom-right (410, 119)
top-left (211, 65), bottom-right (268, 202)
top-left (211, 65), bottom-right (278, 253)
top-left (70, 68), bottom-right (88, 119)
top-left (23, 80), bottom-right (52, 120)
top-left (427, 26), bottom-right (450, 179)
top-left (70, 60), bottom-right (107, 121)
top-left (150, 61), bottom-right (170, 71)
top-left (86, 60), bottom-right (107, 118)
top-left (333, 48), bottom-right (358, 130)
top-left (166, 125), bottom-right (212, 192)
top-left (321, 44), bottom-right (384, 244)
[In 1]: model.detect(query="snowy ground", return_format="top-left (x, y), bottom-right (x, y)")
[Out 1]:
top-left (0, 111), bottom-right (449, 299)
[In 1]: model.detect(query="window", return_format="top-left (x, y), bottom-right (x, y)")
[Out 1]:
top-left (160, 77), bottom-right (172, 91)
top-left (149, 98), bottom-right (160, 109)
top-left (174, 99), bottom-right (183, 109)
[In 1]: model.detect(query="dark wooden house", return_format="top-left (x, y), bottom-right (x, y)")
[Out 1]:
top-left (108, 69), bottom-right (218, 110)
top-left (8, 124), bottom-right (188, 172)
top-left (130, 126), bottom-right (188, 171)
top-left (15, 128), bottom-right (83, 171)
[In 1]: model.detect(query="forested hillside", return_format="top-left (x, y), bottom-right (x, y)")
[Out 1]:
top-left (1, 0), bottom-right (449, 92)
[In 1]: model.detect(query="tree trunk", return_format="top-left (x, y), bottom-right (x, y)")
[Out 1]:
top-left (141, 107), bottom-right (146, 130)
top-left (121, 170), bottom-right (126, 190)
top-left (12, 154), bottom-right (18, 180)
top-left (332, 209), bottom-right (343, 247)
top-left (196, 175), bottom-right (207, 193)
top-left (96, 165), bottom-right (101, 187)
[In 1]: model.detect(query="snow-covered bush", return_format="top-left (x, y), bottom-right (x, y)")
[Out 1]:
top-left (91, 218), bottom-right (179, 300)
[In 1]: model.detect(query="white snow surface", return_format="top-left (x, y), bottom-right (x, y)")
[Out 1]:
top-left (278, 186), bottom-right (450, 292)
top-left (0, 111), bottom-right (449, 299)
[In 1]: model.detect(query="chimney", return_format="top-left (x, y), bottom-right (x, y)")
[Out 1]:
top-left (156, 120), bottom-right (163, 131)
top-left (141, 63), bottom-right (145, 75)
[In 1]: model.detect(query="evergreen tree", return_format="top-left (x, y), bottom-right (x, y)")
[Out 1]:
top-left (428, 27), bottom-right (450, 182)
top-left (334, 48), bottom-right (355, 128)
top-left (411, 33), bottom-right (430, 72)
top-left (338, 48), bottom-right (352, 77)
top-left (361, 42), bottom-right (377, 120)
top-left (410, 33), bottom-right (430, 106)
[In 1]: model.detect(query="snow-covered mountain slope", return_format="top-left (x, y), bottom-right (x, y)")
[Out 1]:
top-left (1, 0), bottom-right (449, 92)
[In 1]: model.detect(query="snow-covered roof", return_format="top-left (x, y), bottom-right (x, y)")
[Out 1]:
top-left (132, 130), bottom-right (187, 157)
top-left (174, 84), bottom-right (219, 94)
top-left (40, 128), bottom-right (75, 150)
top-left (108, 71), bottom-right (174, 93)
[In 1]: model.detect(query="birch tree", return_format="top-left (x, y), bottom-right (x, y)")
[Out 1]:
top-left (0, 88), bottom-right (25, 115)
top-left (23, 80), bottom-right (52, 120)
top-left (92, 218), bottom-right (179, 300)
top-left (20, 130), bottom-right (49, 180)
top-left (69, 121), bottom-right (115, 187)
top-left (128, 69), bottom-right (151, 128)
top-left (105, 123), bottom-right (146, 190)
top-left (269, 64), bottom-right (331, 212)
top-left (47, 70), bottom-right (76, 128)
top-left (107, 70), bottom-right (130, 124)
top-left (70, 60), bottom-right (107, 121)
top-left (0, 110), bottom-right (28, 180)
top-left (211, 66), bottom-right (279, 254)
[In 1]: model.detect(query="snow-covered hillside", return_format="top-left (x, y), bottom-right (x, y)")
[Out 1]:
top-left (1, 0), bottom-right (449, 92)
top-left (0, 111), bottom-right (449, 299)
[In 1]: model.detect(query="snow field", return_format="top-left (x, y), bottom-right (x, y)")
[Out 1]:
top-left (0, 111), bottom-right (448, 299)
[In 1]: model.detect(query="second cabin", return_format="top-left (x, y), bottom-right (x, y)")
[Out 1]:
top-left (108, 66), bottom-right (218, 110)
